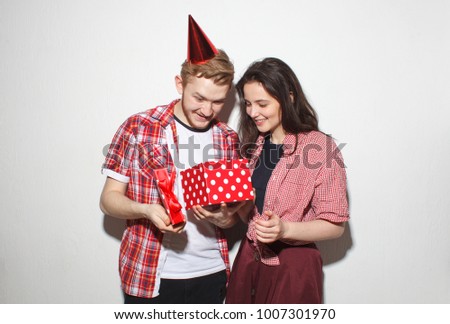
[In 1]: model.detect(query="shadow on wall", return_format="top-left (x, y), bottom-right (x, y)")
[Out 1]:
top-left (318, 222), bottom-right (353, 303)
top-left (316, 222), bottom-right (353, 266)
top-left (216, 84), bottom-right (237, 124)
top-left (103, 215), bottom-right (126, 241)
top-left (317, 187), bottom-right (354, 265)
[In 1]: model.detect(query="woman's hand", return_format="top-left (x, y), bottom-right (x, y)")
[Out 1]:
top-left (254, 210), bottom-right (286, 243)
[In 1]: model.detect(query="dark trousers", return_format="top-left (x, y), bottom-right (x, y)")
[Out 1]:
top-left (124, 270), bottom-right (227, 304)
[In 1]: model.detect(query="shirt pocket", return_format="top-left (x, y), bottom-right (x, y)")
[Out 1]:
top-left (135, 143), bottom-right (169, 177)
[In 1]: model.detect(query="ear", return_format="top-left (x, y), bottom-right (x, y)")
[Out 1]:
top-left (175, 75), bottom-right (183, 95)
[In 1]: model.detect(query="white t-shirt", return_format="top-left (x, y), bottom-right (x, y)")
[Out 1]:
top-left (159, 117), bottom-right (225, 279)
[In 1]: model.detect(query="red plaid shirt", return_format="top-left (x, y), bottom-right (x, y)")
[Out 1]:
top-left (102, 99), bottom-right (240, 298)
top-left (246, 131), bottom-right (349, 266)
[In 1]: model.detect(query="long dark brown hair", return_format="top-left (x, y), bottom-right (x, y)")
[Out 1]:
top-left (237, 57), bottom-right (319, 158)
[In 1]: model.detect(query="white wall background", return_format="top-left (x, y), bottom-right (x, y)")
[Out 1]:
top-left (1, 0), bottom-right (449, 303)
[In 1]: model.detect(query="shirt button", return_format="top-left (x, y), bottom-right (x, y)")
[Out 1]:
top-left (254, 251), bottom-right (260, 261)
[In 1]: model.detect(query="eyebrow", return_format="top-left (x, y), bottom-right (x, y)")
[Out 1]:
top-left (194, 92), bottom-right (226, 102)
top-left (194, 92), bottom-right (206, 99)
top-left (245, 99), bottom-right (270, 104)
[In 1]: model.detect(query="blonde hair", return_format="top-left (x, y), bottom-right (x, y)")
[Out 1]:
top-left (180, 49), bottom-right (234, 87)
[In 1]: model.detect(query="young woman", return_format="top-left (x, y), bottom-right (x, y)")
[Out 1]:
top-left (226, 58), bottom-right (349, 304)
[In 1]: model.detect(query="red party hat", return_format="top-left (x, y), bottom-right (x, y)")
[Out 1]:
top-left (187, 15), bottom-right (218, 64)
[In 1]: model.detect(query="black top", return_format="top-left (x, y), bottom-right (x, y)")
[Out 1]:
top-left (252, 135), bottom-right (284, 214)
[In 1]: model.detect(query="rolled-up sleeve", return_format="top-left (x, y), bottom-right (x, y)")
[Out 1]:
top-left (101, 119), bottom-right (137, 183)
top-left (312, 138), bottom-right (349, 223)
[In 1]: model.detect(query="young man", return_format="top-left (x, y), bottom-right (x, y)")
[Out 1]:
top-left (100, 16), bottom-right (243, 303)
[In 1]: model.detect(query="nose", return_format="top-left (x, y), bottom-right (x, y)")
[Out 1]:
top-left (247, 105), bottom-right (258, 118)
top-left (201, 102), bottom-right (214, 116)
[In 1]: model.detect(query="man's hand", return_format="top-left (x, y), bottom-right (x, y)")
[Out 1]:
top-left (145, 203), bottom-right (185, 233)
top-left (100, 177), bottom-right (184, 233)
top-left (191, 201), bottom-right (246, 228)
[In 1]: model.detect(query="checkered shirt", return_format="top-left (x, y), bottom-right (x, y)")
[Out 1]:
top-left (246, 131), bottom-right (350, 266)
top-left (102, 99), bottom-right (240, 298)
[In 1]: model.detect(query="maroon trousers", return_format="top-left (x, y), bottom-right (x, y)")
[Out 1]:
top-left (226, 238), bottom-right (323, 304)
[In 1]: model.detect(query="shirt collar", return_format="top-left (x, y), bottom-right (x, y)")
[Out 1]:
top-left (148, 99), bottom-right (179, 128)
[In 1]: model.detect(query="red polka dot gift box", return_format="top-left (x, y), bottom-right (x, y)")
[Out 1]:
top-left (180, 159), bottom-right (254, 210)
